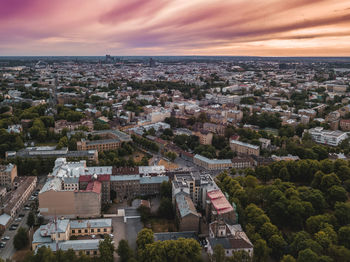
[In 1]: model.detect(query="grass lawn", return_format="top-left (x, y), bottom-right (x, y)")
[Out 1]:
top-left (158, 159), bottom-right (178, 170)
top-left (148, 218), bottom-right (177, 233)
top-left (12, 247), bottom-right (31, 262)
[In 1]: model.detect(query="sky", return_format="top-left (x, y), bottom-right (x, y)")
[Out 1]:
top-left (1, 0), bottom-right (350, 56)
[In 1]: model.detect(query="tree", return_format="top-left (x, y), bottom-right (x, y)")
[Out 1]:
top-left (138, 205), bottom-right (151, 224)
top-left (98, 235), bottom-right (115, 262)
top-left (327, 185), bottom-right (347, 205)
top-left (136, 228), bottom-right (154, 250)
top-left (338, 226), bottom-right (350, 249)
top-left (334, 202), bottom-right (350, 226)
top-left (158, 198), bottom-right (174, 219)
top-left (255, 166), bottom-right (272, 184)
top-left (117, 239), bottom-right (133, 262)
top-left (281, 255), bottom-right (297, 262)
top-left (297, 248), bottom-right (318, 262)
top-left (160, 181), bottom-right (172, 199)
top-left (253, 239), bottom-right (270, 262)
top-left (165, 151), bottom-right (177, 162)
top-left (213, 244), bottom-right (225, 262)
top-left (27, 211), bottom-right (35, 228)
top-left (14, 227), bottom-right (28, 250)
top-left (269, 234), bottom-right (287, 260)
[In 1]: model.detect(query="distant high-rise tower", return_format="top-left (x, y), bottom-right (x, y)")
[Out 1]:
top-left (106, 55), bottom-right (114, 63)
top-left (149, 58), bottom-right (156, 67)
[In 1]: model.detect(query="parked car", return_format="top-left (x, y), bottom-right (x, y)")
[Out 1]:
top-left (0, 243), bottom-right (5, 248)
top-left (1, 236), bottom-right (10, 241)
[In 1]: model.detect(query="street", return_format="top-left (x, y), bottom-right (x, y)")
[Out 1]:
top-left (0, 207), bottom-right (30, 260)
top-left (0, 177), bottom-right (45, 260)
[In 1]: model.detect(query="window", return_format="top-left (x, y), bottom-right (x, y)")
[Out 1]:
top-left (91, 229), bottom-right (94, 233)
top-left (86, 251), bottom-right (90, 255)
top-left (72, 230), bottom-right (75, 233)
top-left (97, 229), bottom-right (100, 232)
top-left (94, 251), bottom-right (97, 255)
top-left (85, 229), bottom-right (88, 233)
top-left (104, 228), bottom-right (107, 232)
top-left (78, 230), bottom-right (81, 233)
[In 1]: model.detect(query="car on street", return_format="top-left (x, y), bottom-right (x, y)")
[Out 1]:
top-left (0, 242), bottom-right (5, 248)
top-left (1, 236), bottom-right (10, 241)
top-left (15, 217), bottom-right (22, 222)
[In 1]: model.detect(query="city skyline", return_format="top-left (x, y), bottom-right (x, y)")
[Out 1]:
top-left (1, 0), bottom-right (350, 56)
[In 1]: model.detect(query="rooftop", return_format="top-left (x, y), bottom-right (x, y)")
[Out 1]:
top-left (207, 189), bottom-right (234, 215)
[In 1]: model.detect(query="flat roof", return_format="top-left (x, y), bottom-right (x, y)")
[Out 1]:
top-left (230, 140), bottom-right (259, 150)
top-left (194, 154), bottom-right (232, 164)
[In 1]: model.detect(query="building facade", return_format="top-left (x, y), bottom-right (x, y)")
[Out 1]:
top-left (230, 140), bottom-right (260, 156)
top-left (0, 164), bottom-right (17, 190)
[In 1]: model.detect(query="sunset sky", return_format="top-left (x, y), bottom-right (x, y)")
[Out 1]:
top-left (1, 0), bottom-right (350, 56)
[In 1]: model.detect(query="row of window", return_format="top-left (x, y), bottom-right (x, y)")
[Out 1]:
top-left (71, 228), bottom-right (108, 234)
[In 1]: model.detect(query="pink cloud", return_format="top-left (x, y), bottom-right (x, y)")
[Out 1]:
top-left (1, 0), bottom-right (350, 55)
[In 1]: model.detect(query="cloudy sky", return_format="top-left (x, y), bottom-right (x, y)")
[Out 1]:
top-left (1, 0), bottom-right (350, 56)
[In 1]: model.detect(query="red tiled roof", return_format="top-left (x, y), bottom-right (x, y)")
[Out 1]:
top-left (85, 181), bottom-right (101, 194)
top-left (207, 189), bottom-right (234, 214)
top-left (79, 174), bottom-right (110, 182)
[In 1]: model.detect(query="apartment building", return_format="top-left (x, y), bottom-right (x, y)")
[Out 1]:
top-left (230, 140), bottom-right (260, 156)
top-left (194, 154), bottom-right (233, 170)
top-left (193, 130), bottom-right (213, 145)
top-left (0, 164), bottom-right (17, 190)
top-left (172, 172), bottom-right (219, 209)
top-left (32, 218), bottom-right (112, 256)
top-left (6, 147), bottom-right (98, 163)
top-left (2, 176), bottom-right (37, 218)
top-left (203, 123), bottom-right (225, 136)
top-left (205, 189), bottom-right (237, 224)
top-left (77, 130), bottom-right (132, 152)
top-left (231, 156), bottom-right (254, 169)
top-left (306, 127), bottom-right (348, 146)
top-left (175, 192), bottom-right (201, 232)
top-left (340, 119), bottom-right (350, 131)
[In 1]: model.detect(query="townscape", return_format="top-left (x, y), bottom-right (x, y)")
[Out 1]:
top-left (0, 56), bottom-right (349, 262)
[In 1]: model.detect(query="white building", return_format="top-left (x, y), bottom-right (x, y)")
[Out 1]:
top-left (306, 127), bottom-right (348, 146)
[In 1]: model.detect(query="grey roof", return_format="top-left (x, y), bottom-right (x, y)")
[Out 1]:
top-left (208, 237), bottom-right (253, 250)
top-left (86, 139), bottom-right (120, 145)
top-left (40, 177), bottom-right (62, 193)
top-left (208, 237), bottom-right (232, 249)
top-left (37, 239), bottom-right (100, 252)
top-left (194, 154), bottom-right (232, 164)
top-left (154, 231), bottom-right (198, 242)
top-left (230, 140), bottom-right (260, 150)
top-left (86, 166), bottom-right (113, 175)
top-left (0, 214), bottom-right (11, 226)
top-left (124, 208), bottom-right (140, 217)
top-left (70, 219), bottom-right (112, 229)
top-left (63, 177), bottom-right (79, 184)
top-left (175, 192), bottom-right (200, 218)
top-left (140, 176), bottom-right (168, 184)
top-left (111, 174), bottom-right (140, 181)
